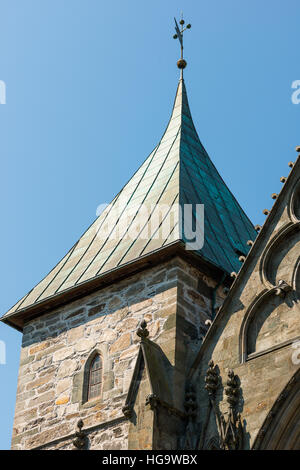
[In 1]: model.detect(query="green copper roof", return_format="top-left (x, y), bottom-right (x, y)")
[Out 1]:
top-left (178, 79), bottom-right (256, 270)
top-left (3, 78), bottom-right (256, 320)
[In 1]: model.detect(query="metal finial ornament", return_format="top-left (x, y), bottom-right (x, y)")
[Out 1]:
top-left (173, 15), bottom-right (191, 71)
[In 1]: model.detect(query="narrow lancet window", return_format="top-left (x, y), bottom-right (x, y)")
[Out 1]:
top-left (88, 354), bottom-right (102, 400)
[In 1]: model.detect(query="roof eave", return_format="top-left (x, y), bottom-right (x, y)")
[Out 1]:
top-left (1, 240), bottom-right (231, 332)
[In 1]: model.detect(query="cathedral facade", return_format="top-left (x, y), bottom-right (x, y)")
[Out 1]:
top-left (2, 52), bottom-right (299, 450)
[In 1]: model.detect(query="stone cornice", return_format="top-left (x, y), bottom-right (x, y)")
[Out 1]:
top-left (30, 416), bottom-right (127, 451)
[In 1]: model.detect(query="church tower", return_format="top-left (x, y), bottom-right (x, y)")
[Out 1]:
top-left (2, 18), bottom-right (258, 450)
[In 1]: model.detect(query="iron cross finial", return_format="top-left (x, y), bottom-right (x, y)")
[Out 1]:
top-left (173, 15), bottom-right (191, 70)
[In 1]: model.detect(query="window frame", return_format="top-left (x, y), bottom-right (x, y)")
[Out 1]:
top-left (87, 353), bottom-right (103, 401)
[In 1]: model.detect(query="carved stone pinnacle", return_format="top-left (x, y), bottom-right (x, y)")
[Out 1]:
top-left (137, 319), bottom-right (149, 339)
top-left (275, 280), bottom-right (292, 297)
top-left (73, 419), bottom-right (87, 450)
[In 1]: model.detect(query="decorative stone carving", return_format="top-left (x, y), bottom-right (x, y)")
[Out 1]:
top-left (145, 393), bottom-right (159, 410)
top-left (73, 420), bottom-right (88, 450)
top-left (122, 319), bottom-right (179, 425)
top-left (180, 383), bottom-right (200, 450)
top-left (222, 370), bottom-right (243, 450)
top-left (122, 404), bottom-right (133, 419)
top-left (205, 360), bottom-right (219, 398)
top-left (203, 363), bottom-right (244, 450)
top-left (274, 279), bottom-right (292, 297)
top-left (137, 319), bottom-right (149, 339)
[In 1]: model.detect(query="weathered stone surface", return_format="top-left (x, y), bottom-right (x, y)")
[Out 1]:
top-left (57, 359), bottom-right (78, 378)
top-left (67, 325), bottom-right (85, 343)
top-left (55, 396), bottom-right (69, 405)
top-left (28, 390), bottom-right (55, 408)
top-left (130, 299), bottom-right (153, 313)
top-left (119, 345), bottom-right (139, 360)
top-left (14, 408), bottom-right (37, 425)
top-left (56, 378), bottom-right (72, 395)
top-left (53, 347), bottom-right (74, 362)
top-left (110, 333), bottom-right (131, 354)
top-left (25, 423), bottom-right (72, 448)
top-left (88, 304), bottom-right (105, 316)
top-left (29, 341), bottom-right (50, 356)
top-left (26, 373), bottom-right (54, 391)
top-left (190, 161), bottom-right (300, 450)
top-left (99, 328), bottom-right (118, 342)
top-left (65, 308), bottom-right (85, 319)
top-left (108, 296), bottom-right (123, 310)
top-left (74, 338), bottom-right (95, 353)
top-left (116, 318), bottom-right (139, 333)
top-left (11, 259), bottom-right (220, 450)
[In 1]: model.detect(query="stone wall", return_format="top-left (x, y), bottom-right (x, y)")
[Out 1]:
top-left (12, 256), bottom-right (224, 450)
top-left (192, 163), bottom-right (300, 449)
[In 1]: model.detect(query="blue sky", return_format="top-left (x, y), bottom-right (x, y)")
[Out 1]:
top-left (0, 0), bottom-right (299, 449)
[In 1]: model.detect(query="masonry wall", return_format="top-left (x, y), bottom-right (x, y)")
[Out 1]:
top-left (127, 364), bottom-right (154, 450)
top-left (12, 256), bottom-right (225, 450)
top-left (193, 168), bottom-right (300, 449)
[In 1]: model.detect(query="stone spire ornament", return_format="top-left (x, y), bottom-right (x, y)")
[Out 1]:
top-left (173, 14), bottom-right (191, 73)
top-left (136, 319), bottom-right (149, 340)
top-left (201, 362), bottom-right (244, 450)
top-left (72, 419), bottom-right (88, 450)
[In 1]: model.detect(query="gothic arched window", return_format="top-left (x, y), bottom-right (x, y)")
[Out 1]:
top-left (88, 354), bottom-right (103, 400)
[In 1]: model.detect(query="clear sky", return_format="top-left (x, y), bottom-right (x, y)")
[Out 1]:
top-left (0, 0), bottom-right (299, 449)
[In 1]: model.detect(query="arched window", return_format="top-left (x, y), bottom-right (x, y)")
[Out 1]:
top-left (88, 354), bottom-right (103, 400)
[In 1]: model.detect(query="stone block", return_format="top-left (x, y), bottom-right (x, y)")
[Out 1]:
top-left (74, 338), bottom-right (95, 353)
top-left (110, 333), bottom-right (131, 354)
top-left (57, 359), bottom-right (78, 378)
top-left (67, 324), bottom-right (85, 343)
top-left (56, 377), bottom-right (72, 395)
top-left (29, 341), bottom-right (50, 356)
top-left (55, 396), bottom-right (69, 405)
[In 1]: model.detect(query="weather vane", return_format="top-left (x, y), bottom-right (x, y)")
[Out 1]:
top-left (173, 14), bottom-right (191, 70)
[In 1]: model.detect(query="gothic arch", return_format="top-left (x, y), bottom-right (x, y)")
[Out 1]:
top-left (260, 222), bottom-right (300, 288)
top-left (252, 368), bottom-right (300, 449)
top-left (83, 350), bottom-right (103, 403)
top-left (239, 287), bottom-right (298, 362)
top-left (289, 177), bottom-right (300, 222)
top-left (292, 256), bottom-right (300, 293)
top-left (72, 343), bottom-right (111, 406)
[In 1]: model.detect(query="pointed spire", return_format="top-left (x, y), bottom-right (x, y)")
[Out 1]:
top-left (1, 57), bottom-right (257, 327)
